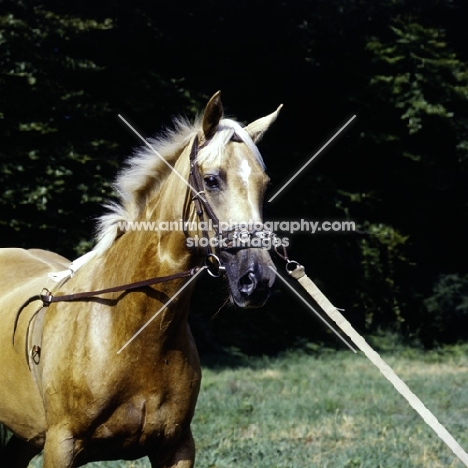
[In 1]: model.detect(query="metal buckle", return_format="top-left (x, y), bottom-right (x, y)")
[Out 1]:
top-left (40, 288), bottom-right (53, 307)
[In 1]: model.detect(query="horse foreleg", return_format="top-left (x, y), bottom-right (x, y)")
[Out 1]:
top-left (42, 427), bottom-right (77, 468)
top-left (148, 429), bottom-right (195, 468)
top-left (1, 435), bottom-right (41, 468)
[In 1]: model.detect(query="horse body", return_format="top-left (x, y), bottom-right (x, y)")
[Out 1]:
top-left (0, 92), bottom-right (281, 467)
top-left (1, 231), bottom-right (201, 466)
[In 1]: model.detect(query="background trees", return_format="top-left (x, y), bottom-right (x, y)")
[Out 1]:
top-left (1, 0), bottom-right (467, 350)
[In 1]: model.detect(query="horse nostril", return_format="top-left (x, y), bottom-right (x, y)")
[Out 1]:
top-left (238, 271), bottom-right (257, 296)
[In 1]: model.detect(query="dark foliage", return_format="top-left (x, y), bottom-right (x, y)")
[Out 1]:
top-left (1, 0), bottom-right (467, 352)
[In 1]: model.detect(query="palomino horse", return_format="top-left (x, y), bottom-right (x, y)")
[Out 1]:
top-left (0, 92), bottom-right (281, 467)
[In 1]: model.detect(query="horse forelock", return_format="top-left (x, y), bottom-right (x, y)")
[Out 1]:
top-left (93, 116), bottom-right (265, 256)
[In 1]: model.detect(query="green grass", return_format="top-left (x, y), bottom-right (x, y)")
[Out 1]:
top-left (29, 342), bottom-right (468, 467)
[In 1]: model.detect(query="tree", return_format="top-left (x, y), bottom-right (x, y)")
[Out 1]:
top-left (0, 0), bottom-right (198, 257)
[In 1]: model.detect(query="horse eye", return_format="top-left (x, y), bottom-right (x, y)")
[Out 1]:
top-left (204, 175), bottom-right (219, 189)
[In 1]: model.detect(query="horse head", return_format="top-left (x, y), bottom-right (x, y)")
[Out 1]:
top-left (191, 91), bottom-right (282, 308)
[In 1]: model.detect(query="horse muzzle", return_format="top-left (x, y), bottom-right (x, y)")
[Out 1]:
top-left (220, 248), bottom-right (276, 308)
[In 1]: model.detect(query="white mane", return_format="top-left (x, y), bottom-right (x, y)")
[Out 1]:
top-left (92, 116), bottom-right (264, 256)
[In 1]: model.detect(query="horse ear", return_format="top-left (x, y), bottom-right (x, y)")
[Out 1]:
top-left (202, 91), bottom-right (223, 141)
top-left (244, 104), bottom-right (283, 143)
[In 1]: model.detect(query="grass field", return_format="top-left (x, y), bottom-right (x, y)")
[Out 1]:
top-left (29, 339), bottom-right (468, 467)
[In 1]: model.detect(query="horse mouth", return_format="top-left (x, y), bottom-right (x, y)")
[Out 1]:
top-left (230, 287), bottom-right (271, 309)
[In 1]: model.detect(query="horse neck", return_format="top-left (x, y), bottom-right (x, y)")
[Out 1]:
top-left (78, 143), bottom-right (199, 345)
top-left (106, 141), bottom-right (196, 277)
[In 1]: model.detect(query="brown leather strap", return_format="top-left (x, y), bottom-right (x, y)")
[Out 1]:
top-left (13, 267), bottom-right (199, 343)
top-left (40, 267), bottom-right (200, 305)
top-left (185, 137), bottom-right (221, 258)
top-left (13, 267), bottom-right (201, 347)
top-left (12, 295), bottom-right (41, 344)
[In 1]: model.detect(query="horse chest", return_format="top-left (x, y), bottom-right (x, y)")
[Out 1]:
top-left (92, 368), bottom-right (200, 446)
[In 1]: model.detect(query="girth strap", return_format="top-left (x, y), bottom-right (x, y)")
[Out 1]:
top-left (26, 305), bottom-right (47, 396)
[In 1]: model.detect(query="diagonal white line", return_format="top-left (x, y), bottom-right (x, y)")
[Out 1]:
top-left (118, 114), bottom-right (207, 203)
top-left (116, 266), bottom-right (207, 354)
top-left (267, 115), bottom-right (356, 202)
top-left (292, 266), bottom-right (468, 466)
top-left (269, 266), bottom-right (357, 352)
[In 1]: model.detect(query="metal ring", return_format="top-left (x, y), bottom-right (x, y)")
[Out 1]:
top-left (285, 260), bottom-right (300, 273)
top-left (204, 253), bottom-right (225, 277)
